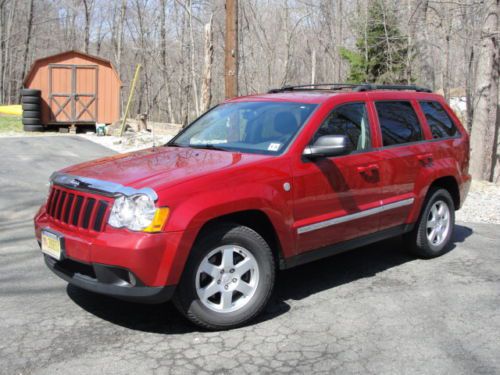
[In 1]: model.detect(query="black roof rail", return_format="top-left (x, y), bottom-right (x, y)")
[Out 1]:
top-left (268, 83), bottom-right (359, 93)
top-left (268, 83), bottom-right (432, 94)
top-left (353, 84), bottom-right (432, 93)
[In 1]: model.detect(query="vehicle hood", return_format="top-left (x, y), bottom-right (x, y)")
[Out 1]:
top-left (60, 146), bottom-right (269, 191)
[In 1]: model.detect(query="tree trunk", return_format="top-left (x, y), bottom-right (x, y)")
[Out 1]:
top-left (311, 49), bottom-right (316, 84)
top-left (18, 0), bottom-right (34, 99)
top-left (469, 0), bottom-right (499, 181)
top-left (83, 0), bottom-right (91, 54)
top-left (336, 0), bottom-right (343, 81)
top-left (225, 0), bottom-right (238, 99)
top-left (160, 0), bottom-right (175, 123)
top-left (116, 0), bottom-right (126, 73)
top-left (201, 17), bottom-right (213, 113)
top-left (188, 0), bottom-right (200, 116)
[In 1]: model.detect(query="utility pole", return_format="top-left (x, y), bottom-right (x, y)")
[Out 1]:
top-left (224, 0), bottom-right (238, 99)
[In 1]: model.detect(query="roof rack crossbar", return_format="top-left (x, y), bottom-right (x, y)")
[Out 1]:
top-left (268, 83), bottom-right (432, 94)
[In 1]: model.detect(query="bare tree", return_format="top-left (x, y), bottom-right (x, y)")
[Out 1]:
top-left (469, 0), bottom-right (499, 181)
top-left (160, 0), bottom-right (175, 123)
top-left (82, 0), bottom-right (92, 54)
top-left (201, 16), bottom-right (214, 113)
top-left (225, 0), bottom-right (238, 98)
top-left (19, 0), bottom-right (34, 98)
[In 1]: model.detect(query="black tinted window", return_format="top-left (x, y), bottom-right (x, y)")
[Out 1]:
top-left (375, 101), bottom-right (422, 146)
top-left (312, 103), bottom-right (371, 152)
top-left (420, 101), bottom-right (459, 139)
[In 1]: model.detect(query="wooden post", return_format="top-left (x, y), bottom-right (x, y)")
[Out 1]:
top-left (224, 0), bottom-right (238, 99)
top-left (120, 64), bottom-right (141, 137)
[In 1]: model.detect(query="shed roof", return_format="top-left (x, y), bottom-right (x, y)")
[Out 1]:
top-left (23, 50), bottom-right (122, 86)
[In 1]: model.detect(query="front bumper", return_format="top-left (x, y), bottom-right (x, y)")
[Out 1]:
top-left (35, 205), bottom-right (193, 300)
top-left (44, 254), bottom-right (175, 303)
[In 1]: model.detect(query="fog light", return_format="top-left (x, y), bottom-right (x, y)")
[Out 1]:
top-left (129, 272), bottom-right (137, 286)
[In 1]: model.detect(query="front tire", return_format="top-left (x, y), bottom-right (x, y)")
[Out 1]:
top-left (174, 224), bottom-right (275, 330)
top-left (406, 188), bottom-right (455, 258)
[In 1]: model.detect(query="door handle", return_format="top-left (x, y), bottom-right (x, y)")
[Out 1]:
top-left (357, 164), bottom-right (379, 174)
top-left (417, 153), bottom-right (433, 165)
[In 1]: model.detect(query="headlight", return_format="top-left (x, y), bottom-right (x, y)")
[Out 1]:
top-left (108, 194), bottom-right (169, 232)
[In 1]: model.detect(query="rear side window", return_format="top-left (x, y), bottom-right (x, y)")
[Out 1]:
top-left (312, 102), bottom-right (371, 152)
top-left (375, 101), bottom-right (422, 146)
top-left (420, 101), bottom-right (459, 139)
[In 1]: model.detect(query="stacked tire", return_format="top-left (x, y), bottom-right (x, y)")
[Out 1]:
top-left (21, 89), bottom-right (43, 132)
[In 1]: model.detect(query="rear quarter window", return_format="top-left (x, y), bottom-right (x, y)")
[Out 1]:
top-left (420, 101), bottom-right (460, 139)
top-left (375, 101), bottom-right (423, 146)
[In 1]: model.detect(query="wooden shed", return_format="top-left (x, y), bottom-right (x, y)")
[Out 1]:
top-left (23, 50), bottom-right (121, 126)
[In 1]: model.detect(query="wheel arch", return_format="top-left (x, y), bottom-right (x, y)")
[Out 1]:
top-left (428, 175), bottom-right (460, 210)
top-left (195, 209), bottom-right (286, 268)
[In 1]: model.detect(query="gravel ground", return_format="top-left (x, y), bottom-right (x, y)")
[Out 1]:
top-left (456, 180), bottom-right (500, 224)
top-left (78, 132), bottom-right (174, 153)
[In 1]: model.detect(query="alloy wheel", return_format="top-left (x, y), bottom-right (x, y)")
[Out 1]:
top-left (195, 245), bottom-right (260, 313)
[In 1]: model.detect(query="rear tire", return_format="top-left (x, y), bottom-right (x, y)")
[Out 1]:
top-left (174, 223), bottom-right (275, 330)
top-left (22, 118), bottom-right (42, 125)
top-left (22, 103), bottom-right (40, 111)
top-left (22, 110), bottom-right (41, 118)
top-left (20, 88), bottom-right (41, 97)
top-left (23, 124), bottom-right (44, 132)
top-left (405, 188), bottom-right (455, 258)
top-left (21, 96), bottom-right (40, 104)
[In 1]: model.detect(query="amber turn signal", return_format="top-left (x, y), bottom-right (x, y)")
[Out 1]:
top-left (143, 207), bottom-right (170, 233)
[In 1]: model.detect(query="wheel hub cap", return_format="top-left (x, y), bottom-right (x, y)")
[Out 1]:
top-left (426, 200), bottom-right (451, 246)
top-left (195, 245), bottom-right (259, 313)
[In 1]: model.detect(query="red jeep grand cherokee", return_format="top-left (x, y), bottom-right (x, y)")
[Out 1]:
top-left (35, 84), bottom-right (470, 330)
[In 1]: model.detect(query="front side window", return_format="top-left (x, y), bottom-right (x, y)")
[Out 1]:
top-left (169, 101), bottom-right (317, 155)
top-left (312, 102), bottom-right (371, 152)
top-left (375, 101), bottom-right (423, 146)
top-left (420, 101), bottom-right (459, 139)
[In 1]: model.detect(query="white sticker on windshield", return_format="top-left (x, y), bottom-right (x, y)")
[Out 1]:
top-left (268, 143), bottom-right (281, 151)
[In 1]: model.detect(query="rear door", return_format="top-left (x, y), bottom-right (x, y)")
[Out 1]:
top-left (74, 66), bottom-right (97, 122)
top-left (369, 98), bottom-right (430, 230)
top-left (292, 101), bottom-right (385, 253)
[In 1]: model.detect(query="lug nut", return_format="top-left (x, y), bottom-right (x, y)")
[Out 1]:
top-left (224, 285), bottom-right (228, 290)
top-left (230, 268), bottom-right (235, 273)
top-left (232, 278), bottom-right (237, 283)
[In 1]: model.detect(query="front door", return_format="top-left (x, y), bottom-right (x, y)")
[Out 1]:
top-left (292, 102), bottom-right (384, 253)
top-left (49, 64), bottom-right (97, 123)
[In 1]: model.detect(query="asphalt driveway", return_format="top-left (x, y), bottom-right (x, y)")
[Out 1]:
top-left (0, 136), bottom-right (499, 374)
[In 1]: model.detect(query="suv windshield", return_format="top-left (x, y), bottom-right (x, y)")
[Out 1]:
top-left (169, 101), bottom-right (317, 155)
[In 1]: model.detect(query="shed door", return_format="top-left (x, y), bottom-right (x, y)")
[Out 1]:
top-left (49, 64), bottom-right (98, 123)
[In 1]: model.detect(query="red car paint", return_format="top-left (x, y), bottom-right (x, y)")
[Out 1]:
top-left (34, 89), bottom-right (470, 298)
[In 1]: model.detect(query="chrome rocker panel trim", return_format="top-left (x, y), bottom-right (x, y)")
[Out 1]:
top-left (297, 198), bottom-right (415, 234)
top-left (50, 172), bottom-right (158, 201)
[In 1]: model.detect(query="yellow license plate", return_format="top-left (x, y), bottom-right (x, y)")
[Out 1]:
top-left (41, 230), bottom-right (62, 260)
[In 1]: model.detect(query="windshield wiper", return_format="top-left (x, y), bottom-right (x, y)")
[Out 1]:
top-left (188, 144), bottom-right (229, 151)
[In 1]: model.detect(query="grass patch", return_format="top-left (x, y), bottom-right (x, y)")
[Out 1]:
top-left (0, 115), bottom-right (23, 132)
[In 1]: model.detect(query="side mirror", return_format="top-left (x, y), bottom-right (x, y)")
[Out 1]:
top-left (303, 135), bottom-right (349, 158)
